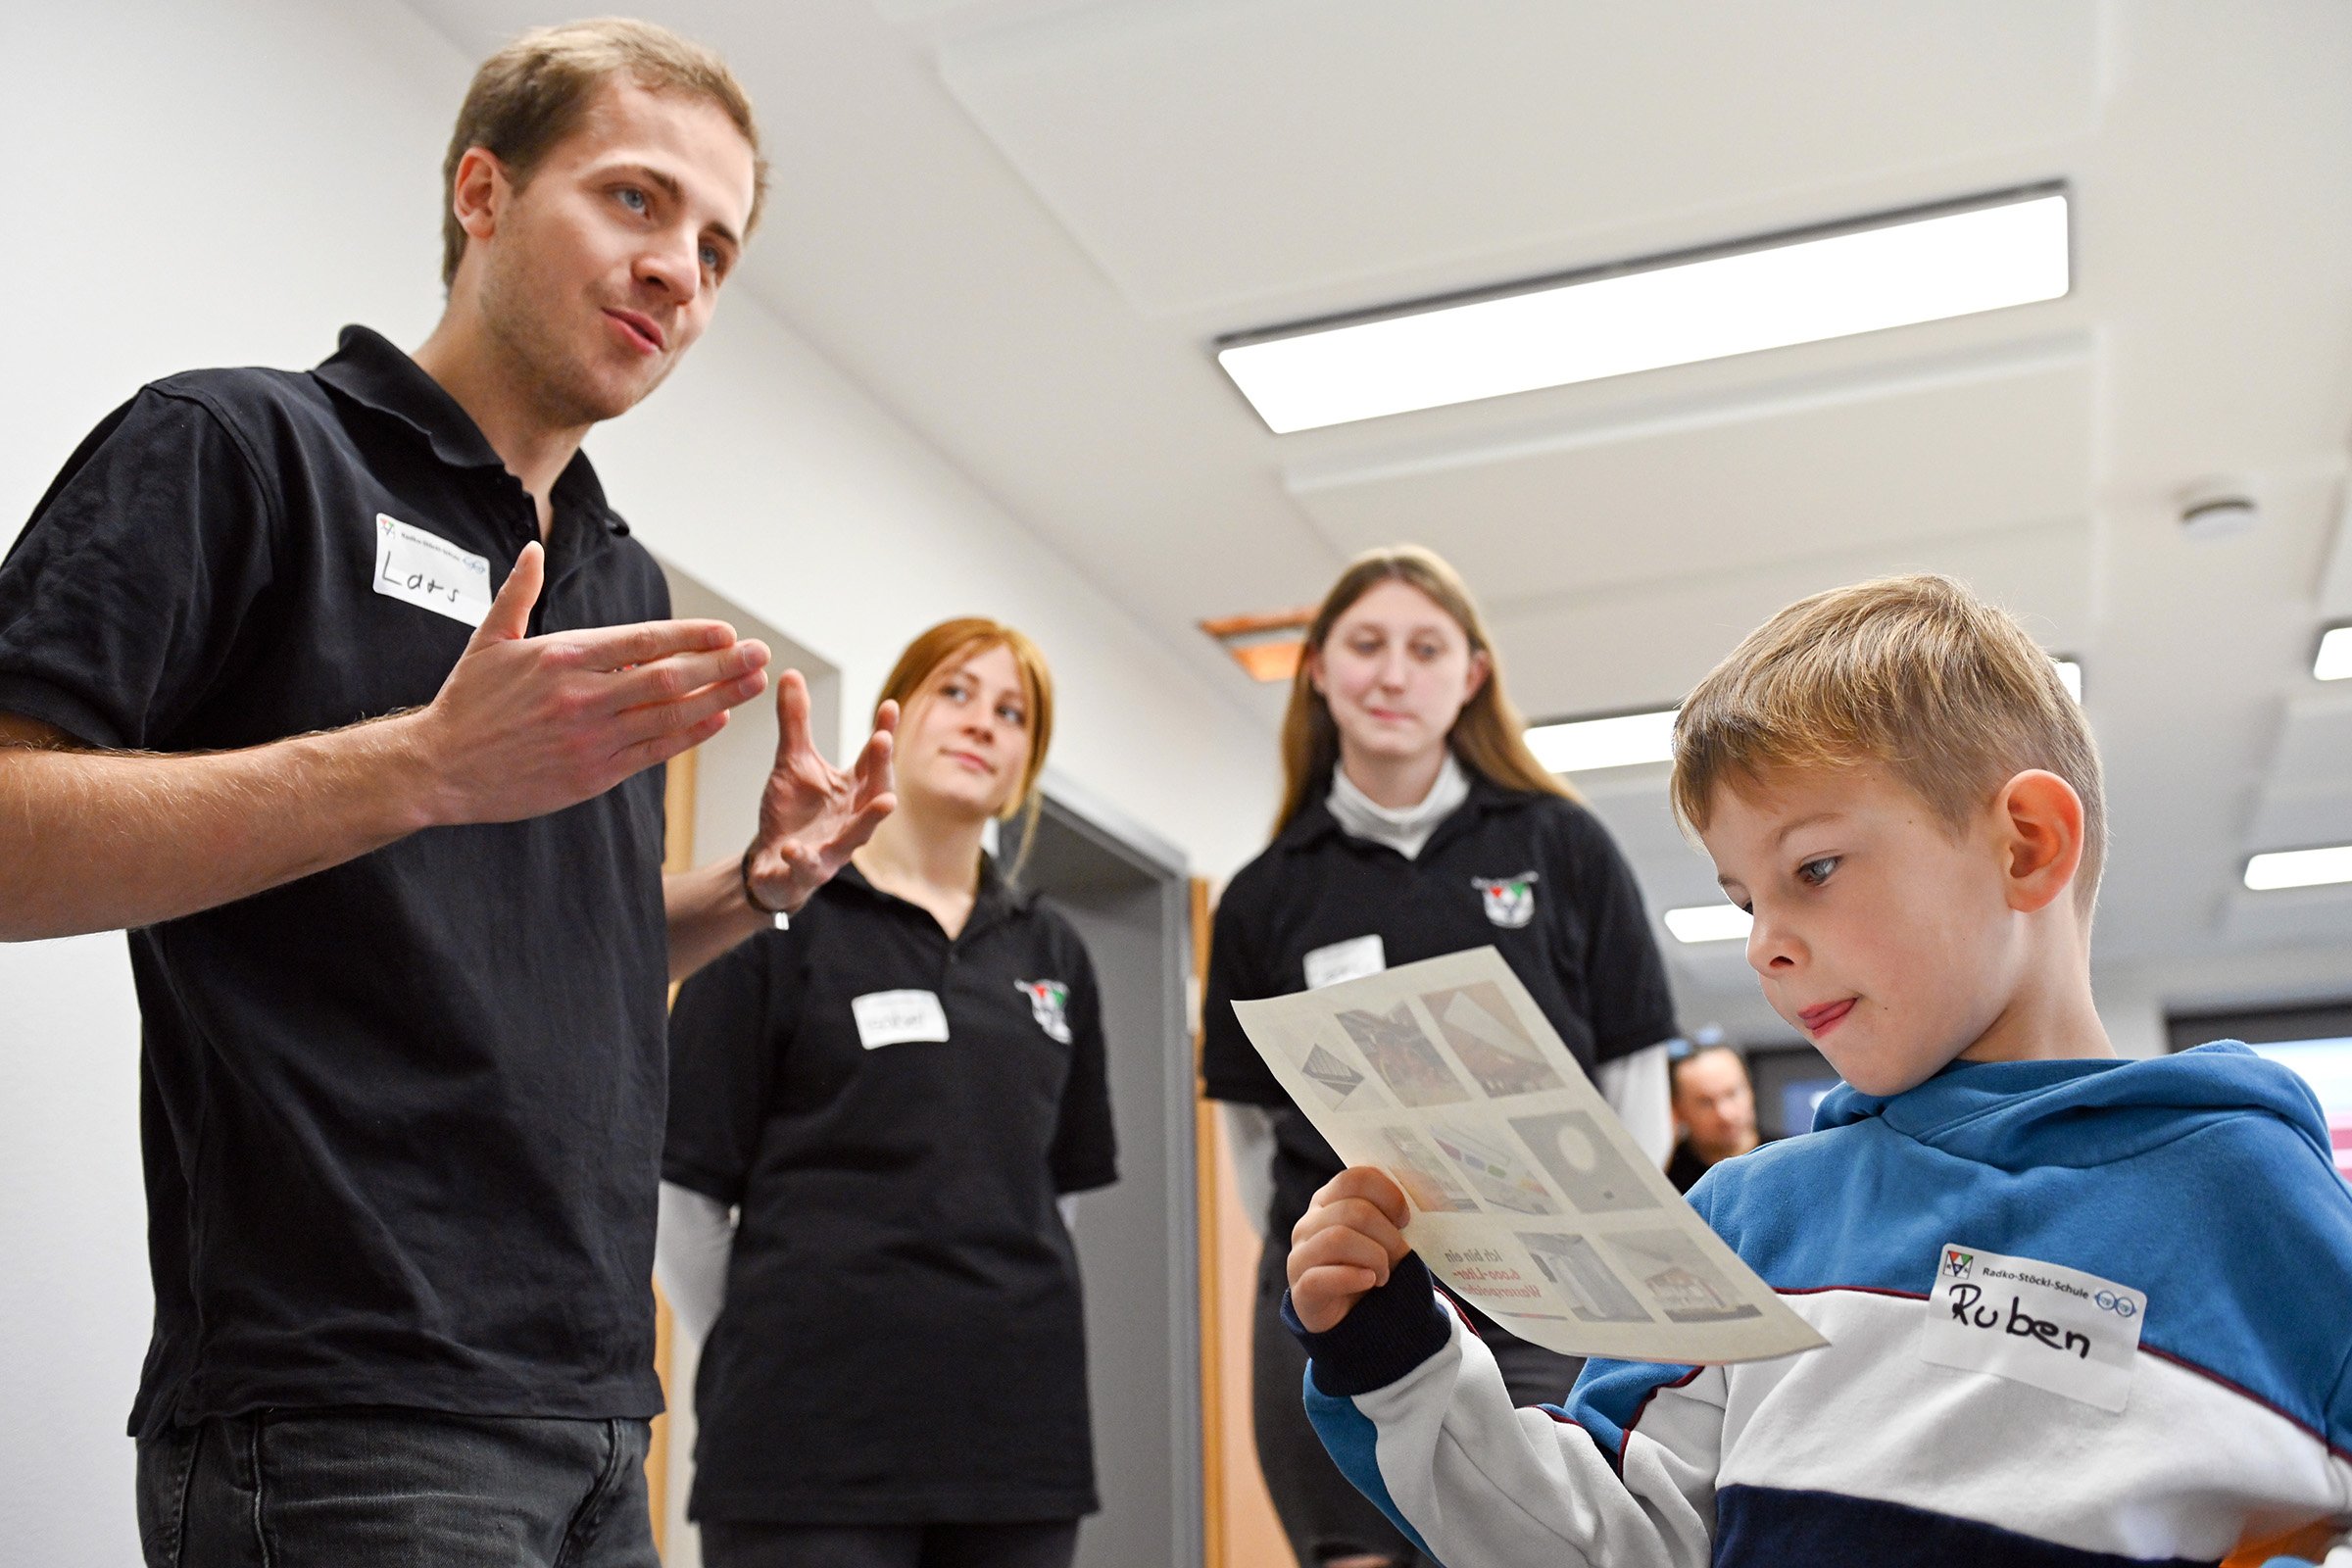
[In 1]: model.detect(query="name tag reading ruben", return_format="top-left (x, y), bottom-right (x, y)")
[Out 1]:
top-left (1919, 1243), bottom-right (2145, 1411)
top-left (373, 514), bottom-right (492, 627)
top-left (851, 990), bottom-right (951, 1050)
top-left (1303, 934), bottom-right (1386, 991)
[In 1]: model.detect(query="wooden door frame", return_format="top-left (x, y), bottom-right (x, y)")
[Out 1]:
top-left (650, 748), bottom-right (700, 1557)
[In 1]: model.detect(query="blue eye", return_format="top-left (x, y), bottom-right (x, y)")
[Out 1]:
top-left (616, 186), bottom-right (649, 214)
top-left (997, 704), bottom-right (1026, 727)
top-left (701, 243), bottom-right (722, 272)
top-left (1796, 856), bottom-right (1839, 886)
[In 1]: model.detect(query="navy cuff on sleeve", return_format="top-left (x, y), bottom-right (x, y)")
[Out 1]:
top-left (1281, 1251), bottom-right (1452, 1397)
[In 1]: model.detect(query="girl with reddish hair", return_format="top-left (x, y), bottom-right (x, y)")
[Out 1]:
top-left (660, 619), bottom-right (1116, 1568)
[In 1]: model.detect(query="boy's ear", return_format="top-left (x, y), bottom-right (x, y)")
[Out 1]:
top-left (1996, 769), bottom-right (2084, 914)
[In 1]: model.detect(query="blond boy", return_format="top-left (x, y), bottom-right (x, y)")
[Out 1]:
top-left (1284, 575), bottom-right (2352, 1566)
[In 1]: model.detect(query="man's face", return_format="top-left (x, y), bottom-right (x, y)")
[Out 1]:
top-left (1671, 1050), bottom-right (1757, 1162)
top-left (471, 77), bottom-right (756, 426)
top-left (1698, 760), bottom-right (2021, 1099)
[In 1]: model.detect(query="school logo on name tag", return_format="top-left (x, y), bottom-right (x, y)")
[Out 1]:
top-left (1918, 1242), bottom-right (2145, 1412)
top-left (373, 514), bottom-right (492, 628)
top-left (1472, 871), bottom-right (1540, 929)
top-left (851, 990), bottom-right (951, 1050)
top-left (1303, 934), bottom-right (1386, 991)
top-left (1014, 980), bottom-right (1074, 1044)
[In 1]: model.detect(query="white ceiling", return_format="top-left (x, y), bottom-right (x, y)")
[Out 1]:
top-left (403, 0), bottom-right (2352, 1039)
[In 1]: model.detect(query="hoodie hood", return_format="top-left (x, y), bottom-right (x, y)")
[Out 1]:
top-left (1812, 1041), bottom-right (2333, 1174)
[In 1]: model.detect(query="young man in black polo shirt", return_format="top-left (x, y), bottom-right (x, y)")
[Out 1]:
top-left (0, 21), bottom-right (890, 1567)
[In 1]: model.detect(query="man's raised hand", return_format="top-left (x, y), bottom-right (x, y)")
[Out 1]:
top-left (742, 670), bottom-right (897, 916)
top-left (406, 541), bottom-right (773, 825)
top-left (1288, 1166), bottom-right (1414, 1332)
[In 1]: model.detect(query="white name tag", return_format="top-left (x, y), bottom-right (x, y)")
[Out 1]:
top-left (1303, 934), bottom-right (1386, 991)
top-left (1919, 1243), bottom-right (2145, 1411)
top-left (373, 514), bottom-right (493, 628)
top-left (851, 990), bottom-right (951, 1050)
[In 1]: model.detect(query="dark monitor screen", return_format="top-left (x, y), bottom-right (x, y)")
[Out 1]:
top-left (1743, 1042), bottom-right (1842, 1141)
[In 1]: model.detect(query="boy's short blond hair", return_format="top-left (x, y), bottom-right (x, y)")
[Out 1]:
top-left (441, 18), bottom-right (766, 287)
top-left (1671, 574), bottom-right (2105, 912)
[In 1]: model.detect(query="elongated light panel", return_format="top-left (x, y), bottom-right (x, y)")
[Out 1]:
top-left (2244, 846), bottom-right (2352, 891)
top-left (1525, 709), bottom-right (1678, 773)
top-left (1665, 905), bottom-right (1754, 945)
top-left (1220, 191), bottom-right (2071, 433)
top-left (2318, 626), bottom-right (2352, 681)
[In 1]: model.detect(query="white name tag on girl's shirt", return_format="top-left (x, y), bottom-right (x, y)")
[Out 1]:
top-left (852, 990), bottom-right (951, 1050)
top-left (1303, 934), bottom-right (1386, 991)
top-left (1919, 1243), bottom-right (2145, 1411)
top-left (373, 514), bottom-right (493, 627)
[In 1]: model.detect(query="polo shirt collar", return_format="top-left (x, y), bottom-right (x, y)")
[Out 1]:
top-left (1276, 765), bottom-right (1528, 856)
top-left (835, 854), bottom-right (1035, 930)
top-left (314, 325), bottom-right (628, 536)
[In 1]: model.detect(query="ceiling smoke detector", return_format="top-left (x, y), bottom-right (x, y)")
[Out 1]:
top-left (2179, 479), bottom-right (2258, 541)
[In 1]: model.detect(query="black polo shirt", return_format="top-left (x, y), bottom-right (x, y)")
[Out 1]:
top-left (0, 326), bottom-right (673, 1439)
top-left (663, 861), bottom-right (1117, 1525)
top-left (1201, 776), bottom-right (1679, 1240)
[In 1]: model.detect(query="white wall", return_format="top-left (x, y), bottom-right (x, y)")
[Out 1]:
top-left (0, 3), bottom-right (1273, 1561)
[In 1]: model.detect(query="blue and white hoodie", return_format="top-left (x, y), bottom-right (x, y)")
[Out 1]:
top-left (1288, 1045), bottom-right (2352, 1566)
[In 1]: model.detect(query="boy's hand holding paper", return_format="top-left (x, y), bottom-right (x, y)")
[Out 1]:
top-left (1287, 1168), bottom-right (1412, 1333)
top-left (1240, 946), bottom-right (1825, 1363)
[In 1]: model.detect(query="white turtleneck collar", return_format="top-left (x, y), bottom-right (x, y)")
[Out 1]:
top-left (1326, 752), bottom-right (1471, 860)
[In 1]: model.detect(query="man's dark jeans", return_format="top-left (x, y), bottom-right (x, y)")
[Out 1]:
top-left (135, 1407), bottom-right (660, 1567)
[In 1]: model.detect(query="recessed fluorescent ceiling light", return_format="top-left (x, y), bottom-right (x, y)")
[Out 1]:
top-left (2243, 846), bottom-right (2352, 892)
top-left (2318, 626), bottom-right (2352, 681)
top-left (1218, 186), bottom-right (2071, 433)
top-left (1665, 905), bottom-right (1754, 945)
top-left (1525, 709), bottom-right (1678, 773)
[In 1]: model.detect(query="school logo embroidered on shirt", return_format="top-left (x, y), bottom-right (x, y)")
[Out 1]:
top-left (1015, 980), bottom-right (1073, 1044)
top-left (1472, 872), bottom-right (1540, 929)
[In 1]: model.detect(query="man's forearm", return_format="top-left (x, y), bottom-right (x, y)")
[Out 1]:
top-left (662, 856), bottom-right (774, 984)
top-left (0, 714), bottom-right (440, 942)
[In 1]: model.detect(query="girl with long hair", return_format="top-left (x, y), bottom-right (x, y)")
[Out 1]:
top-left (658, 619), bottom-right (1116, 1568)
top-left (1201, 547), bottom-right (1678, 1568)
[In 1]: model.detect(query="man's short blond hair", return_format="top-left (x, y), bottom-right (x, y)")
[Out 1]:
top-left (1671, 574), bottom-right (2105, 911)
top-left (441, 18), bottom-right (766, 287)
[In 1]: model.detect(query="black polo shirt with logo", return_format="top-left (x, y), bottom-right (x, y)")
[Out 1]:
top-left (1201, 777), bottom-right (1679, 1241)
top-left (662, 861), bottom-right (1118, 1524)
top-left (0, 327), bottom-right (673, 1439)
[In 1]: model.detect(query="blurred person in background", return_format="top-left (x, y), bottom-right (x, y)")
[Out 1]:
top-left (659, 618), bottom-right (1116, 1568)
top-left (1200, 545), bottom-right (1678, 1568)
top-left (1666, 1039), bottom-right (1773, 1193)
